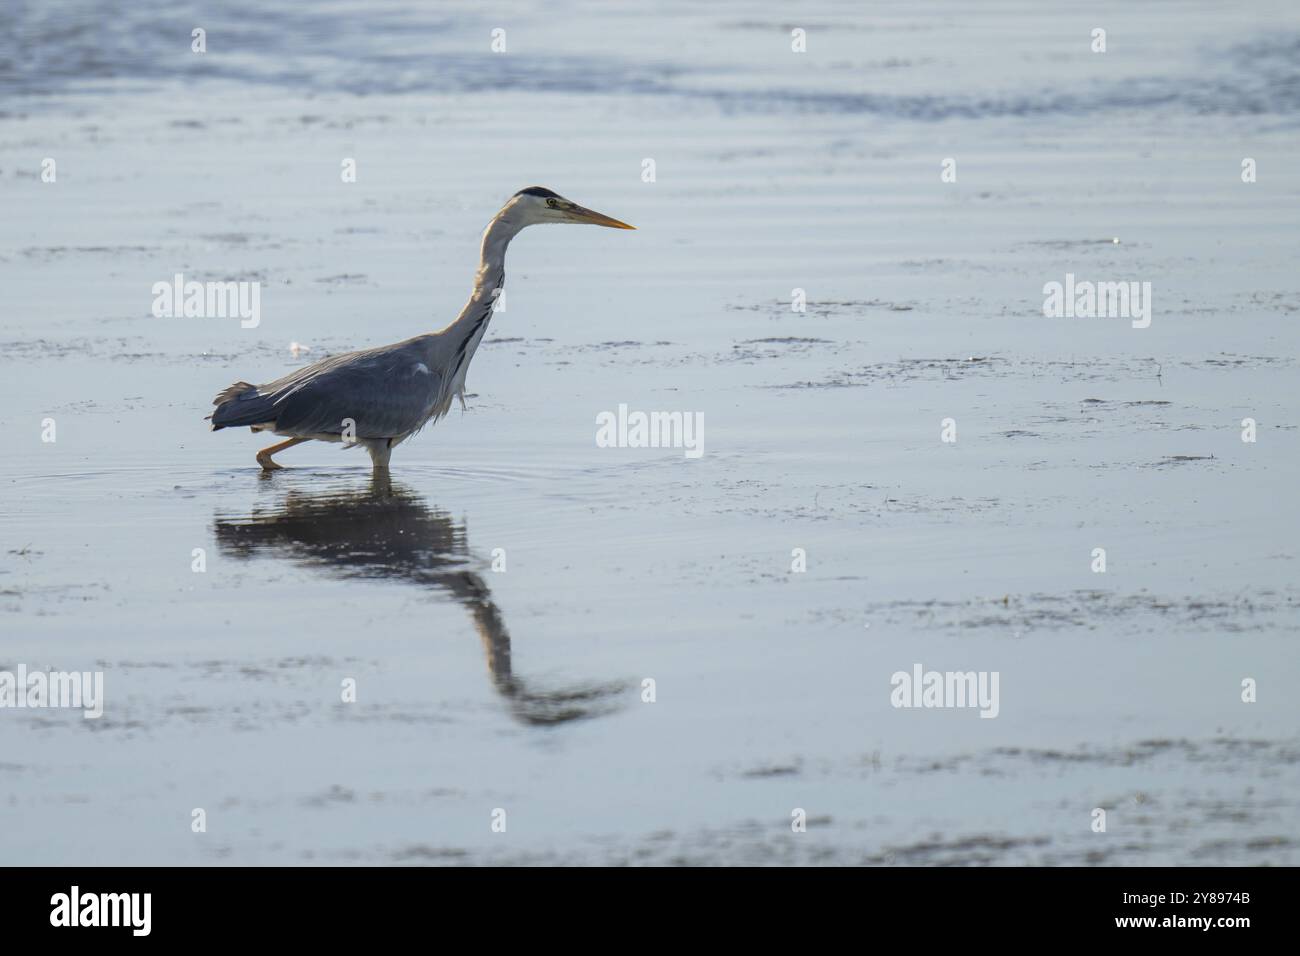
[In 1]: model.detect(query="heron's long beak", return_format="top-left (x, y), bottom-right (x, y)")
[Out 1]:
top-left (569, 204), bottom-right (636, 229)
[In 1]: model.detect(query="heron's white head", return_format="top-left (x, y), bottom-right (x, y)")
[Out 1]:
top-left (501, 186), bottom-right (636, 230)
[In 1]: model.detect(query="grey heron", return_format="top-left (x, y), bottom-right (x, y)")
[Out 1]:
top-left (208, 187), bottom-right (634, 470)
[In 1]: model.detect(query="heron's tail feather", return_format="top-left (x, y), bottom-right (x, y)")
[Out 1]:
top-left (211, 381), bottom-right (255, 405)
top-left (209, 381), bottom-right (276, 431)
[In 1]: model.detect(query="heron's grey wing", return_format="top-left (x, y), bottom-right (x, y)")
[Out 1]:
top-left (263, 344), bottom-right (445, 439)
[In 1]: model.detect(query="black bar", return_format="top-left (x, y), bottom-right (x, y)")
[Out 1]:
top-left (0, 867), bottom-right (1279, 941)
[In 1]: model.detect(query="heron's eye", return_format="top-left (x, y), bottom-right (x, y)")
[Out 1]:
top-left (546, 198), bottom-right (558, 208)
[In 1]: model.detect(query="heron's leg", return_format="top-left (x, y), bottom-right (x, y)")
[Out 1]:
top-left (256, 436), bottom-right (308, 471)
top-left (365, 439), bottom-right (393, 471)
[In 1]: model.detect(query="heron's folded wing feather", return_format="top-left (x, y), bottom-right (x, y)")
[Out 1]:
top-left (263, 346), bottom-right (445, 439)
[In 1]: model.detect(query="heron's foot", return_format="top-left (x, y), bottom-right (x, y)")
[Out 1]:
top-left (256, 436), bottom-right (308, 471)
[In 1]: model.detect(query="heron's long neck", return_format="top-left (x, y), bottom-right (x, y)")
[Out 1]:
top-left (443, 214), bottom-right (520, 353)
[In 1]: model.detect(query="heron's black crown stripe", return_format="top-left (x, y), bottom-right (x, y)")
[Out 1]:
top-left (514, 186), bottom-right (561, 199)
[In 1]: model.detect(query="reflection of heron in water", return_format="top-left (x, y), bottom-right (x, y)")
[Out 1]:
top-left (212, 473), bottom-right (624, 726)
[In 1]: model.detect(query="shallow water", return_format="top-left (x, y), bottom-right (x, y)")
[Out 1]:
top-left (1, 0), bottom-right (1298, 865)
